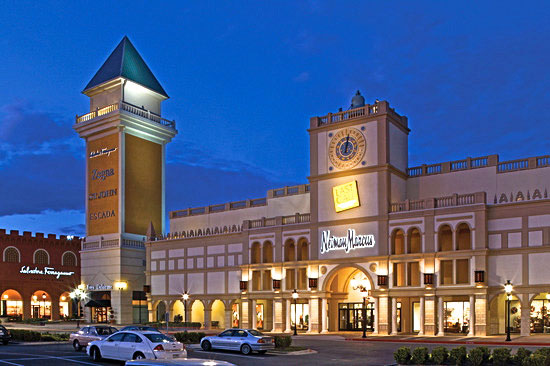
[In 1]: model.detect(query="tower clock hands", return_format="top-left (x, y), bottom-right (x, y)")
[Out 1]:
top-left (344, 135), bottom-right (350, 154)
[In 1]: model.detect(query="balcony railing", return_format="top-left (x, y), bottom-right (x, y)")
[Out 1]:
top-left (75, 101), bottom-right (176, 129)
top-left (390, 192), bottom-right (486, 213)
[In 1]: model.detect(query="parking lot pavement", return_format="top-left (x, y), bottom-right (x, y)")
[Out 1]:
top-left (0, 343), bottom-right (115, 365)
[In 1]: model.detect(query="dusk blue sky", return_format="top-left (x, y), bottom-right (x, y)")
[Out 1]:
top-left (1, 1), bottom-right (549, 236)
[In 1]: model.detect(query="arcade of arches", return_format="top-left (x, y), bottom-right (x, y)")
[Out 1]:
top-left (0, 289), bottom-right (74, 320)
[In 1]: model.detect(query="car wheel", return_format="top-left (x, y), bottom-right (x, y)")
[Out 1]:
top-left (241, 344), bottom-right (252, 355)
top-left (201, 340), bottom-right (212, 351)
top-left (2, 340), bottom-right (8, 345)
top-left (91, 347), bottom-right (102, 361)
top-left (133, 352), bottom-right (145, 360)
top-left (258, 350), bottom-right (267, 354)
top-left (73, 340), bottom-right (82, 351)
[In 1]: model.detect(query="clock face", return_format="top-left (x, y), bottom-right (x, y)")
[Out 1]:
top-left (329, 128), bottom-right (366, 170)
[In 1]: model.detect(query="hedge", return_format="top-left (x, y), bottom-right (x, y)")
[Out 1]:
top-left (173, 331), bottom-right (206, 344)
top-left (8, 329), bottom-right (69, 342)
top-left (147, 321), bottom-right (202, 328)
top-left (273, 335), bottom-right (292, 349)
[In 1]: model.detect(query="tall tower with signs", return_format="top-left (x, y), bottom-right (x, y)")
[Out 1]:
top-left (74, 37), bottom-right (177, 324)
top-left (308, 92), bottom-right (408, 334)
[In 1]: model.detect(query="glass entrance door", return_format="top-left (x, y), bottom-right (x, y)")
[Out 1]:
top-left (338, 303), bottom-right (374, 331)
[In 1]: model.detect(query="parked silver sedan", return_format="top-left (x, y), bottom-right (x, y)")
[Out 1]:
top-left (70, 326), bottom-right (118, 351)
top-left (200, 329), bottom-right (274, 355)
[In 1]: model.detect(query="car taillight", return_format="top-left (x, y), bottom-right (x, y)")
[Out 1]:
top-left (272, 338), bottom-right (275, 343)
top-left (154, 344), bottom-right (164, 351)
top-left (258, 339), bottom-right (265, 344)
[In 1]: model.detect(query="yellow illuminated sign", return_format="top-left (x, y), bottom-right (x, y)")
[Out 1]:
top-left (333, 181), bottom-right (360, 212)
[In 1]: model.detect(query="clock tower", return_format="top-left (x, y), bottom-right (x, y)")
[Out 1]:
top-left (308, 91), bottom-right (409, 260)
top-left (74, 37), bottom-right (177, 324)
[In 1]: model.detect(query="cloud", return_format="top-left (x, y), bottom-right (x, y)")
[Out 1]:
top-left (0, 210), bottom-right (85, 236)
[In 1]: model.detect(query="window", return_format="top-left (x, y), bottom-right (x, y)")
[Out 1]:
top-left (438, 225), bottom-right (453, 251)
top-left (456, 224), bottom-right (471, 250)
top-left (440, 260), bottom-right (453, 284)
top-left (4, 247), bottom-right (20, 263)
top-left (252, 271), bottom-right (261, 291)
top-left (408, 228), bottom-right (422, 253)
top-left (297, 239), bottom-right (308, 260)
top-left (407, 262), bottom-right (420, 286)
top-left (284, 240), bottom-right (296, 261)
top-left (218, 330), bottom-right (232, 337)
top-left (107, 333), bottom-right (125, 342)
top-left (392, 230), bottom-right (405, 254)
top-left (297, 268), bottom-right (307, 289)
top-left (250, 242), bottom-right (261, 264)
top-left (262, 270), bottom-right (271, 290)
top-left (456, 259), bottom-right (470, 284)
top-left (286, 269), bottom-right (296, 290)
top-left (62, 252), bottom-right (77, 266)
top-left (262, 241), bottom-right (273, 263)
top-left (393, 263), bottom-right (406, 287)
top-left (34, 249), bottom-right (49, 265)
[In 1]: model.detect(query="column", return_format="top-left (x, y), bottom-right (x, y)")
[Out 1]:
top-left (321, 298), bottom-right (328, 333)
top-left (418, 297), bottom-right (425, 336)
top-left (424, 296), bottom-right (436, 336)
top-left (273, 299), bottom-right (284, 332)
top-left (391, 298), bottom-right (398, 335)
top-left (377, 296), bottom-right (390, 335)
top-left (520, 293), bottom-right (531, 337)
top-left (51, 296), bottom-right (60, 321)
top-left (468, 295), bottom-right (475, 336)
top-left (307, 298), bottom-right (320, 333)
top-left (438, 297), bottom-right (444, 335)
top-left (184, 301), bottom-right (191, 324)
top-left (224, 308), bottom-right (232, 330)
top-left (285, 299), bottom-right (291, 333)
top-left (241, 300), bottom-right (250, 329)
top-left (372, 297), bottom-right (379, 334)
top-left (251, 299), bottom-right (257, 329)
top-left (204, 307), bottom-right (212, 330)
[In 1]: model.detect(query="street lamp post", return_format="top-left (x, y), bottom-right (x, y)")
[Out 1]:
top-left (69, 284), bottom-right (87, 328)
top-left (351, 276), bottom-right (370, 338)
top-left (182, 292), bottom-right (190, 325)
top-left (41, 293), bottom-right (47, 319)
top-left (292, 289), bottom-right (298, 336)
top-left (504, 280), bottom-right (513, 342)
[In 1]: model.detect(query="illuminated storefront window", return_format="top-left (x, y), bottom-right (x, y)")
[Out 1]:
top-left (292, 303), bottom-right (310, 330)
top-left (338, 302), bottom-right (373, 331)
top-left (255, 304), bottom-right (264, 329)
top-left (444, 301), bottom-right (470, 333)
top-left (59, 293), bottom-right (70, 318)
top-left (232, 303), bottom-right (240, 328)
top-left (413, 302), bottom-right (421, 332)
top-left (530, 295), bottom-right (550, 333)
top-left (31, 292), bottom-right (51, 319)
top-left (1, 290), bottom-right (23, 317)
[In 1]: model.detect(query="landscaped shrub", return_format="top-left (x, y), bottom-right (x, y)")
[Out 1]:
top-left (394, 346), bottom-right (411, 365)
top-left (492, 348), bottom-right (512, 366)
top-left (527, 348), bottom-right (550, 366)
top-left (273, 335), bottom-right (292, 349)
top-left (431, 346), bottom-right (448, 365)
top-left (449, 346), bottom-right (467, 366)
top-left (173, 331), bottom-right (205, 344)
top-left (515, 347), bottom-right (533, 365)
top-left (9, 329), bottom-right (41, 342)
top-left (523, 353), bottom-right (548, 366)
top-left (468, 347), bottom-right (485, 366)
top-left (411, 347), bottom-right (429, 365)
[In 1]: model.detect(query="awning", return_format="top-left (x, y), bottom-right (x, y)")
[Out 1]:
top-left (85, 299), bottom-right (111, 308)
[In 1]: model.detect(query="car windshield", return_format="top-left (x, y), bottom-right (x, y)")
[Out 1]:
top-left (96, 327), bottom-right (116, 335)
top-left (247, 330), bottom-right (264, 337)
top-left (144, 334), bottom-right (174, 343)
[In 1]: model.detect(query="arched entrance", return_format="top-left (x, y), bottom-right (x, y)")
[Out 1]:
top-left (31, 291), bottom-right (51, 319)
top-left (156, 301), bottom-right (166, 322)
top-left (59, 292), bottom-right (71, 318)
top-left (1, 290), bottom-right (22, 318)
top-left (191, 300), bottom-right (204, 327)
top-left (324, 266), bottom-right (374, 332)
top-left (489, 293), bottom-right (521, 334)
top-left (211, 300), bottom-right (225, 329)
top-left (172, 300), bottom-right (184, 322)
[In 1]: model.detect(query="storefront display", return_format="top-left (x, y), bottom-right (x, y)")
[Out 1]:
top-left (232, 303), bottom-right (240, 328)
top-left (338, 302), bottom-right (373, 331)
top-left (255, 304), bottom-right (264, 329)
top-left (292, 303), bottom-right (310, 331)
top-left (444, 301), bottom-right (470, 333)
top-left (530, 295), bottom-right (550, 333)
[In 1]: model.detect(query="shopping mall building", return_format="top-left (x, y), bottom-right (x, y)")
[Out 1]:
top-left (76, 37), bottom-right (550, 335)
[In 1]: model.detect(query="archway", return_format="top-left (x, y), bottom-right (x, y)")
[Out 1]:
top-left (156, 301), bottom-right (166, 322)
top-left (488, 293), bottom-right (521, 334)
top-left (1, 290), bottom-right (22, 318)
top-left (284, 239), bottom-right (295, 261)
top-left (172, 300), bottom-right (185, 323)
top-left (31, 291), bottom-right (51, 319)
top-left (211, 300), bottom-right (225, 329)
top-left (191, 300), bottom-right (204, 327)
top-left (323, 265), bottom-right (374, 332)
top-left (59, 292), bottom-right (71, 318)
top-left (530, 293), bottom-right (550, 333)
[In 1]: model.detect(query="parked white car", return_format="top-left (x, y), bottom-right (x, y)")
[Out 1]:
top-left (87, 331), bottom-right (186, 362)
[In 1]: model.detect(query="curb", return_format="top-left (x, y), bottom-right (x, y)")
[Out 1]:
top-left (9, 341), bottom-right (68, 346)
top-left (345, 338), bottom-right (550, 347)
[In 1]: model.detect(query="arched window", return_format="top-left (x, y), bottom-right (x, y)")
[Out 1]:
top-left (262, 241), bottom-right (273, 263)
top-left (438, 225), bottom-right (453, 251)
top-left (297, 239), bottom-right (308, 261)
top-left (392, 230), bottom-right (405, 254)
top-left (62, 252), bottom-right (77, 266)
top-left (456, 223), bottom-right (471, 250)
top-left (284, 239), bottom-right (296, 262)
top-left (34, 249), bottom-right (49, 265)
top-left (3, 247), bottom-right (20, 263)
top-left (408, 228), bottom-right (422, 253)
top-left (250, 242), bottom-right (261, 264)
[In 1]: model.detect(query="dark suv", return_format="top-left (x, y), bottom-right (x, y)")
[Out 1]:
top-left (0, 325), bottom-right (11, 345)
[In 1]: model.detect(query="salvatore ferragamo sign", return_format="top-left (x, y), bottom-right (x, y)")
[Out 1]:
top-left (320, 229), bottom-right (375, 254)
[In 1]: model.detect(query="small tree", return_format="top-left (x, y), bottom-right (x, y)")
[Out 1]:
top-left (394, 346), bottom-right (411, 365)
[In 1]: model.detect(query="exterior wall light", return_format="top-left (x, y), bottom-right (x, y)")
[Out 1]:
top-left (423, 273), bottom-right (434, 286)
top-left (377, 275), bottom-right (388, 287)
top-left (308, 278), bottom-right (318, 289)
top-left (239, 280), bottom-right (248, 292)
top-left (114, 281), bottom-right (128, 291)
top-left (272, 279), bottom-right (281, 290)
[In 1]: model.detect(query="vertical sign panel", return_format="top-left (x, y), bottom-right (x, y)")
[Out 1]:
top-left (87, 133), bottom-right (119, 236)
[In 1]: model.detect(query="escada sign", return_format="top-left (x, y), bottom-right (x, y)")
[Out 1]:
top-left (320, 229), bottom-right (375, 254)
top-left (19, 266), bottom-right (75, 279)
